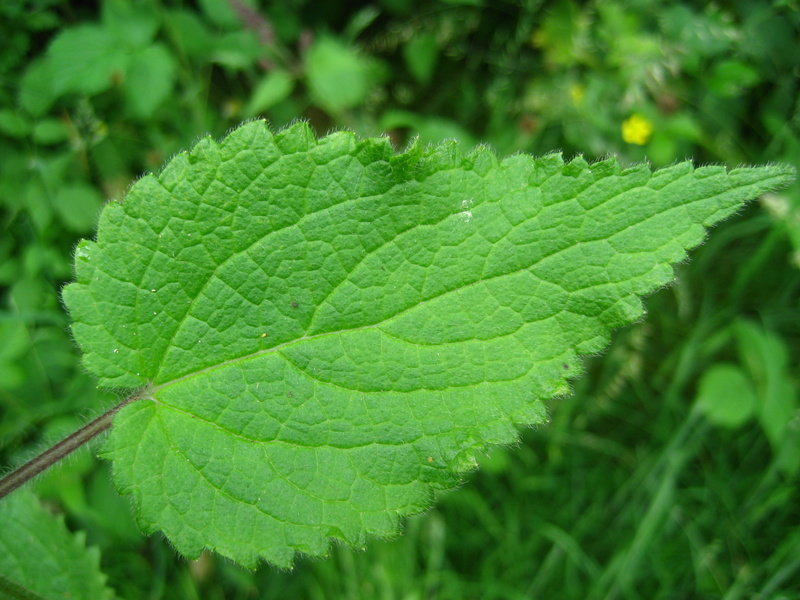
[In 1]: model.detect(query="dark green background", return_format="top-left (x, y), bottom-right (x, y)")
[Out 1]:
top-left (1, 0), bottom-right (799, 597)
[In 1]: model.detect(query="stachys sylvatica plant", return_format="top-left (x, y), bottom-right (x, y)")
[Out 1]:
top-left (0, 120), bottom-right (794, 572)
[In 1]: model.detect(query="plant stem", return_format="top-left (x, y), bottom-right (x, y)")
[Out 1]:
top-left (0, 391), bottom-right (144, 501)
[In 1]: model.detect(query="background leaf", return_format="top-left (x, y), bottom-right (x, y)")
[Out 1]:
top-left (47, 26), bottom-right (128, 97)
top-left (0, 489), bottom-right (114, 600)
top-left (305, 36), bottom-right (376, 114)
top-left (695, 363), bottom-right (757, 428)
top-left (244, 70), bottom-right (295, 118)
top-left (124, 44), bottom-right (177, 119)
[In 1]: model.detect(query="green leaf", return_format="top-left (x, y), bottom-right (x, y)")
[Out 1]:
top-left (18, 58), bottom-right (55, 117)
top-left (402, 33), bottom-right (439, 85)
top-left (695, 363), bottom-right (758, 428)
top-left (244, 70), bottom-right (295, 118)
top-left (32, 119), bottom-right (69, 145)
top-left (164, 9), bottom-right (214, 60)
top-left (305, 36), bottom-right (375, 113)
top-left (46, 25), bottom-right (128, 96)
top-left (210, 31), bottom-right (263, 70)
top-left (62, 120), bottom-right (795, 568)
top-left (707, 60), bottom-right (760, 98)
top-left (124, 44), bottom-right (177, 118)
top-left (53, 183), bottom-right (104, 234)
top-left (101, 0), bottom-right (160, 48)
top-left (0, 490), bottom-right (114, 600)
top-left (735, 321), bottom-right (797, 448)
top-left (0, 110), bottom-right (31, 138)
top-left (0, 321), bottom-right (28, 391)
top-left (198, 0), bottom-right (253, 29)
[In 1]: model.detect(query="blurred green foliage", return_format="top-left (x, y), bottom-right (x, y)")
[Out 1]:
top-left (0, 0), bottom-right (798, 598)
top-left (0, 489), bottom-right (114, 600)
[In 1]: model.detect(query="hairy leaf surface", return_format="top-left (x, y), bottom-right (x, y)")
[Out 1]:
top-left (62, 120), bottom-right (794, 567)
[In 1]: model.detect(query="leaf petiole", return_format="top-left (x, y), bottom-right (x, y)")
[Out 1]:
top-left (0, 390), bottom-right (146, 501)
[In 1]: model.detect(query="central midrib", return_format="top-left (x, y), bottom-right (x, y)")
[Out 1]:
top-left (151, 177), bottom-right (710, 393)
top-left (151, 153), bottom-right (566, 385)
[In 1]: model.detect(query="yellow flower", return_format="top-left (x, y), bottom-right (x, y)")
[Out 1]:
top-left (569, 84), bottom-right (585, 105)
top-left (621, 114), bottom-right (653, 145)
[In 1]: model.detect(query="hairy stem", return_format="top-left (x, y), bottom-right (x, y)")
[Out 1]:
top-left (0, 391), bottom-right (145, 501)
